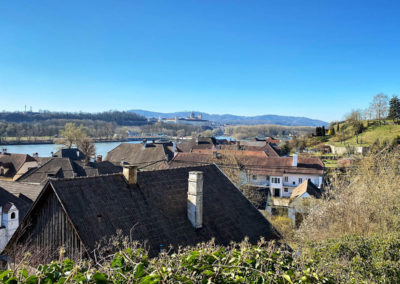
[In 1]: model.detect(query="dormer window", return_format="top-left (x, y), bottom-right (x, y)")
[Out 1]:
top-left (10, 212), bottom-right (15, 219)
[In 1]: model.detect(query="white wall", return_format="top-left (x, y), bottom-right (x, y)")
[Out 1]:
top-left (283, 174), bottom-right (322, 188)
top-left (0, 205), bottom-right (19, 252)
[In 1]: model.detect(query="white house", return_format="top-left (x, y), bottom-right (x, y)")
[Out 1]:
top-left (0, 181), bottom-right (43, 252)
top-left (287, 179), bottom-right (322, 227)
top-left (238, 154), bottom-right (324, 199)
top-left (0, 203), bottom-right (19, 251)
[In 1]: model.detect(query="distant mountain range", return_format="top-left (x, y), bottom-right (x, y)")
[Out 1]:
top-left (128, 110), bottom-right (328, 127)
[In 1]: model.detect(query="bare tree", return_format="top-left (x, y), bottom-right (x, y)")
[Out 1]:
top-left (345, 109), bottom-right (362, 122)
top-left (77, 137), bottom-right (96, 164)
top-left (370, 93), bottom-right (389, 122)
top-left (55, 123), bottom-right (87, 148)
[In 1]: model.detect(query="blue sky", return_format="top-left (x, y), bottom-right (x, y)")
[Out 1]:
top-left (0, 0), bottom-right (399, 122)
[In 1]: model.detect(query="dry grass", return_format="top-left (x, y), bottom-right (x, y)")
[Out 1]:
top-left (297, 147), bottom-right (400, 242)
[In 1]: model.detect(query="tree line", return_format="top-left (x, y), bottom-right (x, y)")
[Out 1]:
top-left (0, 119), bottom-right (119, 141)
top-left (0, 110), bottom-right (147, 125)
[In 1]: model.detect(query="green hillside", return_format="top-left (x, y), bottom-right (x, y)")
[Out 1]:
top-left (328, 120), bottom-right (400, 147)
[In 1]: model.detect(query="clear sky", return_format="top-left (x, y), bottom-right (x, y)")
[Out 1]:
top-left (0, 0), bottom-right (399, 122)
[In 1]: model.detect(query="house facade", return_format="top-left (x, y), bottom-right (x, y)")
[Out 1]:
top-left (0, 204), bottom-right (19, 251)
top-left (288, 179), bottom-right (322, 227)
top-left (239, 154), bottom-right (324, 199)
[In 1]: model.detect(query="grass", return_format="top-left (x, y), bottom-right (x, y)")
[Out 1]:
top-left (328, 120), bottom-right (400, 147)
top-left (322, 159), bottom-right (338, 168)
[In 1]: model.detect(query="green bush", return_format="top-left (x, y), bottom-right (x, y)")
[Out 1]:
top-left (3, 235), bottom-right (400, 283)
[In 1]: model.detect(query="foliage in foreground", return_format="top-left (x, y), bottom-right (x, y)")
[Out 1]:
top-left (3, 233), bottom-right (400, 283)
top-left (1, 239), bottom-right (330, 284)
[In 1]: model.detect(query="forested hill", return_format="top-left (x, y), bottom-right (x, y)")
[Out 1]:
top-left (129, 109), bottom-right (328, 127)
top-left (0, 111), bottom-right (147, 126)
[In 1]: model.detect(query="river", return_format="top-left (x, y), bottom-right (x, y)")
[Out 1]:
top-left (0, 141), bottom-right (140, 158)
top-left (0, 136), bottom-right (236, 158)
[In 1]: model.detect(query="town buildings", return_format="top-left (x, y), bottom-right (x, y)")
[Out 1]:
top-left (158, 112), bottom-right (210, 127)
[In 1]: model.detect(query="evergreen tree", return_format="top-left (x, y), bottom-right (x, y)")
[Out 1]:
top-left (336, 123), bottom-right (340, 132)
top-left (321, 126), bottom-right (326, 136)
top-left (388, 95), bottom-right (400, 122)
top-left (315, 127), bottom-right (322, 136)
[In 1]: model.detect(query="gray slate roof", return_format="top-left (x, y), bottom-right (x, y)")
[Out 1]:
top-left (18, 158), bottom-right (121, 184)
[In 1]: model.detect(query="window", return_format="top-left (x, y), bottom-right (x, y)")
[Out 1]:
top-left (271, 177), bottom-right (280, 183)
top-left (265, 175), bottom-right (269, 180)
top-left (284, 176), bottom-right (288, 182)
top-left (284, 188), bottom-right (288, 192)
top-left (299, 178), bottom-right (303, 183)
top-left (274, 188), bottom-right (280, 197)
top-left (252, 175), bottom-right (257, 180)
top-left (10, 212), bottom-right (15, 219)
top-left (293, 181), bottom-right (296, 185)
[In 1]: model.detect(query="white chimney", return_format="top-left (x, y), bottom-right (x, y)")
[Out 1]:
top-left (292, 154), bottom-right (298, 167)
top-left (123, 165), bottom-right (138, 184)
top-left (187, 171), bottom-right (203, 229)
top-left (173, 142), bottom-right (178, 157)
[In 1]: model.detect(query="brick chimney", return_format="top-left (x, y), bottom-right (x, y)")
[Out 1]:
top-left (123, 165), bottom-right (138, 184)
top-left (96, 155), bottom-right (102, 162)
top-left (187, 171), bottom-right (203, 229)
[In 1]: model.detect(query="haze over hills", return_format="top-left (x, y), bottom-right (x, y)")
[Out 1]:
top-left (129, 110), bottom-right (328, 127)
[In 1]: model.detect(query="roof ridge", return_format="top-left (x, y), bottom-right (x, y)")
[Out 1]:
top-left (49, 172), bottom-right (123, 183)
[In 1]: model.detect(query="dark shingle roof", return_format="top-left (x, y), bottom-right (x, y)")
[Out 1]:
top-left (0, 180), bottom-right (44, 219)
top-left (105, 143), bottom-right (172, 170)
top-left (18, 158), bottom-right (122, 184)
top-left (47, 165), bottom-right (280, 256)
top-left (53, 148), bottom-right (85, 160)
top-left (0, 154), bottom-right (37, 178)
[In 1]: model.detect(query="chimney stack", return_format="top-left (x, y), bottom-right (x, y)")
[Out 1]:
top-left (187, 171), bottom-right (203, 229)
top-left (292, 154), bottom-right (298, 167)
top-left (123, 165), bottom-right (138, 184)
top-left (96, 155), bottom-right (103, 162)
top-left (173, 142), bottom-right (178, 157)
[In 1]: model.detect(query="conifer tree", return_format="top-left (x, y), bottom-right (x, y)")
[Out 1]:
top-left (388, 95), bottom-right (400, 123)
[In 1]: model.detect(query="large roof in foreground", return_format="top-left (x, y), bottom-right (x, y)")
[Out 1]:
top-left (15, 165), bottom-right (281, 256)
